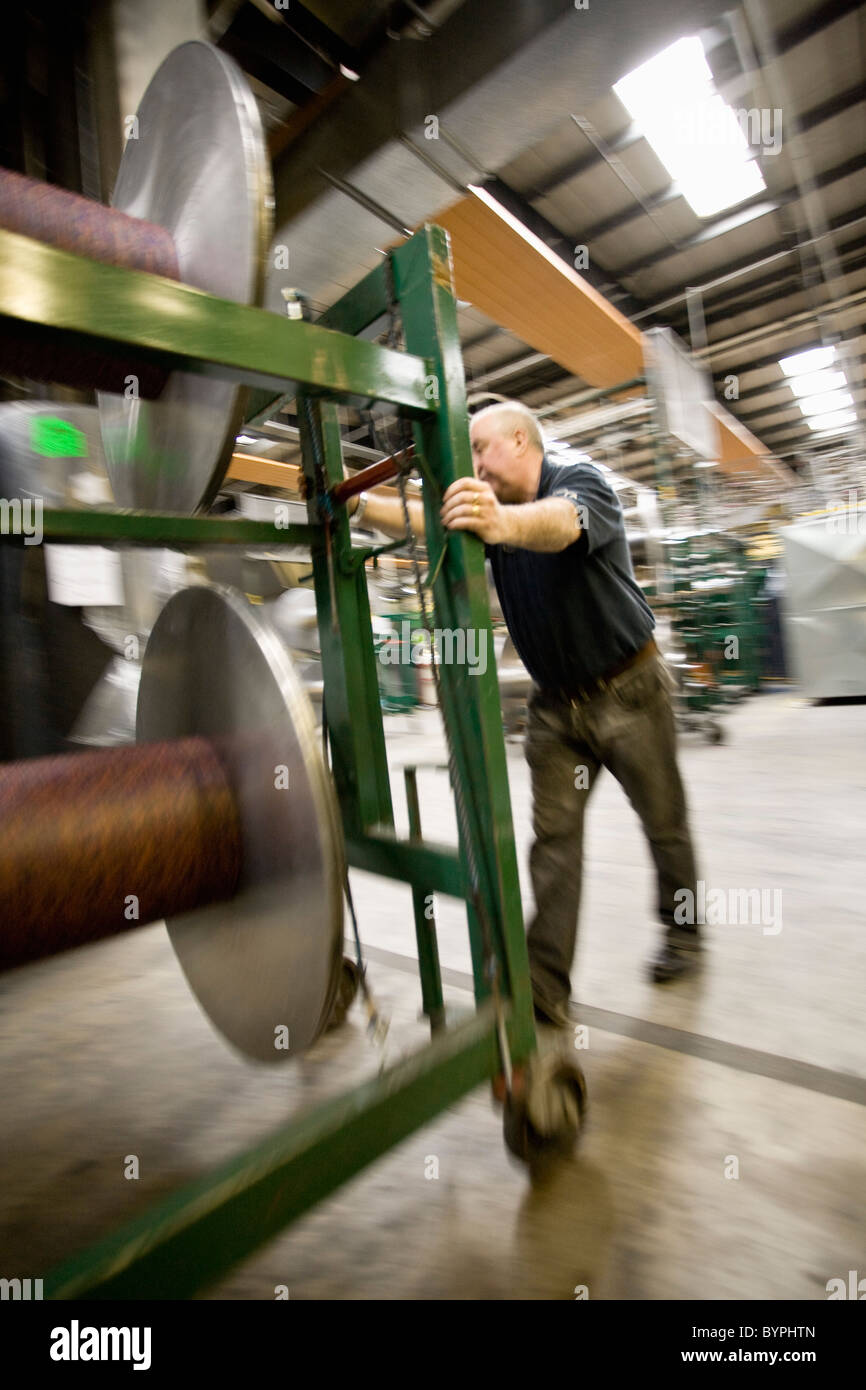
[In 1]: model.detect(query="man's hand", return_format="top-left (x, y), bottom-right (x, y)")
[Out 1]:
top-left (440, 478), bottom-right (510, 544)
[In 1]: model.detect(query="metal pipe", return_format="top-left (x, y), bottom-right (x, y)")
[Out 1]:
top-left (331, 445), bottom-right (415, 505)
top-left (470, 352), bottom-right (549, 390)
top-left (631, 213), bottom-right (866, 321)
top-left (316, 167), bottom-right (412, 237)
top-left (536, 375), bottom-right (646, 417)
top-left (693, 288), bottom-right (866, 361)
top-left (547, 397), bottom-right (650, 441)
top-left (739, 0), bottom-right (865, 450)
top-left (570, 114), bottom-right (683, 258)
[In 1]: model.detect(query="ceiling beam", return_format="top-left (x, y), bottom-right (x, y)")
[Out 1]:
top-left (704, 328), bottom-right (866, 382)
top-left (624, 200), bottom-right (866, 338)
top-left (270, 0), bottom-right (576, 226)
top-left (775, 0), bottom-right (863, 54)
top-left (664, 241), bottom-right (866, 337)
top-left (719, 352), bottom-right (866, 408)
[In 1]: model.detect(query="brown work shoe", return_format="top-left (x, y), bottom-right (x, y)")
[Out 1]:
top-left (649, 941), bottom-right (703, 984)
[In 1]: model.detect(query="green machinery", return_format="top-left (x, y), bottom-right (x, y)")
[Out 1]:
top-left (667, 534), bottom-right (766, 700)
top-left (0, 218), bottom-right (586, 1298)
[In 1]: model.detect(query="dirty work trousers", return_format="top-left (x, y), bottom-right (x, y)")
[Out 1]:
top-left (524, 651), bottom-right (699, 1012)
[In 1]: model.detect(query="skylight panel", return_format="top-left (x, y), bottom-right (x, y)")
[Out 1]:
top-left (779, 347), bottom-right (836, 376)
top-left (797, 391), bottom-right (854, 418)
top-left (613, 36), bottom-right (767, 218)
top-left (786, 370), bottom-right (847, 398)
top-left (807, 410), bottom-right (857, 433)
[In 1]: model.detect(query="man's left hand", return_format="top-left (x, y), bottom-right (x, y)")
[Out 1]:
top-left (440, 478), bottom-right (509, 544)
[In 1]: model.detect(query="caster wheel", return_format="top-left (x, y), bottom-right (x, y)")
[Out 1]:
top-left (326, 956), bottom-right (361, 1030)
top-left (704, 719), bottom-right (724, 744)
top-left (503, 1049), bottom-right (588, 1169)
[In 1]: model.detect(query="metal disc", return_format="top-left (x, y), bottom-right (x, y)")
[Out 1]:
top-left (98, 42), bottom-right (273, 514)
top-left (136, 585), bottom-right (344, 1062)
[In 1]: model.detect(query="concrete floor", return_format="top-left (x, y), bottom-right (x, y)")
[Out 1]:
top-left (1, 691), bottom-right (864, 1299)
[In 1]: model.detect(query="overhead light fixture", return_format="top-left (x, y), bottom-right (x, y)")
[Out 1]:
top-left (779, 346), bottom-right (836, 376)
top-left (807, 410), bottom-right (857, 433)
top-left (547, 439), bottom-right (595, 463)
top-left (786, 369), bottom-right (847, 398)
top-left (235, 435), bottom-right (278, 451)
top-left (797, 391), bottom-right (854, 418)
top-left (339, 65), bottom-right (360, 82)
top-left (613, 36), bottom-right (766, 218)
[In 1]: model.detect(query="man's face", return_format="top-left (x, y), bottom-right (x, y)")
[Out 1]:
top-left (469, 418), bottom-right (524, 502)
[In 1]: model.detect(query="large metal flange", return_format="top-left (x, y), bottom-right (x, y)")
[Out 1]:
top-left (136, 585), bottom-right (344, 1062)
top-left (98, 41), bottom-right (273, 514)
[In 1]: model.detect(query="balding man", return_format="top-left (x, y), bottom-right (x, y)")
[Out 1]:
top-left (349, 400), bottom-right (701, 1026)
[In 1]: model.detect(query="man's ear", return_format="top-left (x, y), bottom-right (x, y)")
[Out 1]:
top-left (512, 427), bottom-right (527, 456)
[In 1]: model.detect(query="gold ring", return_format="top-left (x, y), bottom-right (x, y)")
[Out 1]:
top-left (472, 498), bottom-right (480, 514)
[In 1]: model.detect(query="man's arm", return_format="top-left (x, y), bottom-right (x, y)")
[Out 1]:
top-left (494, 497), bottom-right (582, 552)
top-left (349, 479), bottom-right (581, 552)
top-left (440, 478), bottom-right (580, 552)
top-left (348, 490), bottom-right (425, 540)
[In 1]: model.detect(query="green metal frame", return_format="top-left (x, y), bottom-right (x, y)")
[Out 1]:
top-left (0, 223), bottom-right (536, 1299)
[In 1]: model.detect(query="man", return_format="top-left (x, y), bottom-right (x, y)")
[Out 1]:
top-left (349, 401), bottom-right (700, 1026)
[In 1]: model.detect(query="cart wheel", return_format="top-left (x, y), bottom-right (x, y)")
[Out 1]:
top-left (326, 956), bottom-right (361, 1030)
top-left (503, 1049), bottom-right (587, 1170)
top-left (704, 719), bottom-right (725, 744)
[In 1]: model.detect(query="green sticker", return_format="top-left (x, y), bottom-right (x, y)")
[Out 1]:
top-left (31, 416), bottom-right (88, 458)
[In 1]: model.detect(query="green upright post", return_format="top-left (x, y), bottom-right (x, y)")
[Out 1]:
top-left (404, 765), bottom-right (446, 1032)
top-left (296, 396), bottom-right (394, 836)
top-left (391, 225), bottom-right (535, 1062)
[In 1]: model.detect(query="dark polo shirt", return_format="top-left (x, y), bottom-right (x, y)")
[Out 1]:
top-left (485, 455), bottom-right (655, 692)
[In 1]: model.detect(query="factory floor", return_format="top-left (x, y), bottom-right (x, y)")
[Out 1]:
top-left (1, 690), bottom-right (864, 1300)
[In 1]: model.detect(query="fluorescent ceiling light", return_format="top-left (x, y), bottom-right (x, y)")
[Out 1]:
top-left (786, 369), bottom-right (847, 398)
top-left (234, 436), bottom-right (277, 451)
top-left (613, 36), bottom-right (766, 218)
top-left (797, 391), bottom-right (854, 418)
top-left (548, 441), bottom-right (595, 463)
top-left (807, 410), bottom-right (857, 432)
top-left (779, 346), bottom-right (836, 376)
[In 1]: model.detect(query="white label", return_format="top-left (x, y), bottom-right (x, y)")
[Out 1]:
top-left (44, 546), bottom-right (125, 607)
